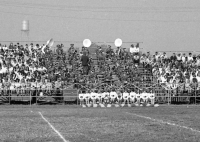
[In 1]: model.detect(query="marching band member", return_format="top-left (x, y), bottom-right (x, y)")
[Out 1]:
top-left (84, 90), bottom-right (91, 105)
top-left (140, 89), bottom-right (148, 106)
top-left (149, 92), bottom-right (155, 105)
top-left (116, 89), bottom-right (123, 104)
top-left (78, 91), bottom-right (85, 106)
top-left (94, 91), bottom-right (99, 107)
top-left (140, 91), bottom-right (144, 106)
top-left (110, 89), bottom-right (117, 104)
top-left (122, 89), bottom-right (129, 106)
top-left (145, 92), bottom-right (151, 106)
top-left (101, 90), bottom-right (105, 104)
top-left (103, 89), bottom-right (110, 105)
top-left (91, 90), bottom-right (97, 105)
top-left (135, 90), bottom-right (141, 106)
top-left (97, 89), bottom-right (103, 104)
top-left (129, 90), bottom-right (136, 104)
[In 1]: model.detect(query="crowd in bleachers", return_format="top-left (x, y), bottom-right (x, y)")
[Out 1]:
top-left (0, 42), bottom-right (67, 90)
top-left (0, 42), bottom-right (200, 93)
top-left (149, 52), bottom-right (200, 90)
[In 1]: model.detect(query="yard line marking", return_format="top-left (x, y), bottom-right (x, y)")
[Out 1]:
top-left (125, 112), bottom-right (200, 134)
top-left (38, 112), bottom-right (70, 142)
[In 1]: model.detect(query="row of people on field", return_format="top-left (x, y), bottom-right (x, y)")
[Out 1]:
top-left (79, 91), bottom-right (155, 105)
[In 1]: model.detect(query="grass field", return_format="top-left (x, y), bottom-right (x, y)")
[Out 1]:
top-left (1, 105), bottom-right (200, 142)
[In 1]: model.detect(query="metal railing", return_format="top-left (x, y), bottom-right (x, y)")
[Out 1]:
top-left (0, 82), bottom-right (199, 105)
top-left (0, 88), bottom-right (78, 105)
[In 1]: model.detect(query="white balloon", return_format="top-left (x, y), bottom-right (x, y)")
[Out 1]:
top-left (83, 39), bottom-right (92, 47)
top-left (114, 38), bottom-right (122, 47)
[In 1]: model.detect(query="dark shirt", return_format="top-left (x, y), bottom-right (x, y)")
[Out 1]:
top-left (193, 57), bottom-right (197, 62)
top-left (170, 55), bottom-right (177, 61)
top-left (81, 55), bottom-right (89, 66)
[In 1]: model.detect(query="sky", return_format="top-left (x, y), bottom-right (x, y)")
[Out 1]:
top-left (0, 0), bottom-right (200, 53)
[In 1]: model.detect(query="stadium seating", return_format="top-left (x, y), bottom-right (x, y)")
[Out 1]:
top-left (0, 42), bottom-right (199, 105)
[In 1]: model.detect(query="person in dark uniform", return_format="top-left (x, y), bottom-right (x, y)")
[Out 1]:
top-left (133, 52), bottom-right (140, 66)
top-left (81, 52), bottom-right (90, 75)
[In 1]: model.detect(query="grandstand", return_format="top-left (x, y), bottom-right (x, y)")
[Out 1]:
top-left (0, 40), bottom-right (200, 106)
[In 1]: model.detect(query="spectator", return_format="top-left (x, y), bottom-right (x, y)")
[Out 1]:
top-left (170, 53), bottom-right (177, 61)
top-left (188, 53), bottom-right (193, 63)
top-left (81, 52), bottom-right (90, 75)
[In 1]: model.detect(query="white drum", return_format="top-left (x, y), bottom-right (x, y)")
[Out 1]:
top-left (123, 92), bottom-right (129, 100)
top-left (79, 93), bottom-right (85, 101)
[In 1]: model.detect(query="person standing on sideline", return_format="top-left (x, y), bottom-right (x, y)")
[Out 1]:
top-left (81, 52), bottom-right (89, 75)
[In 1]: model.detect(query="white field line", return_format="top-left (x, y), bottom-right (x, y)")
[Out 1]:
top-left (158, 105), bottom-right (200, 107)
top-left (125, 112), bottom-right (200, 134)
top-left (38, 112), bottom-right (70, 142)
